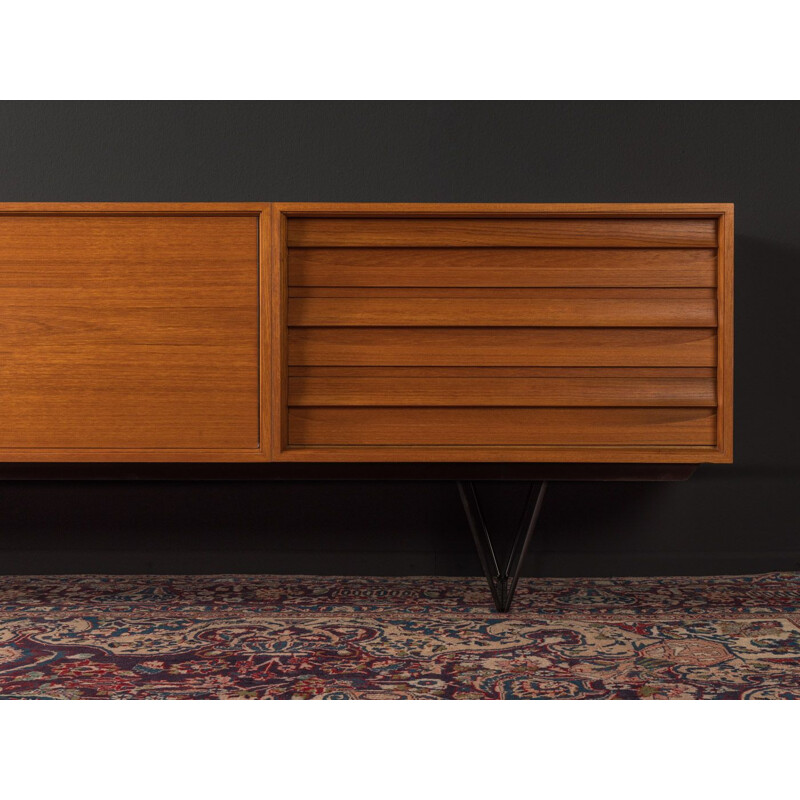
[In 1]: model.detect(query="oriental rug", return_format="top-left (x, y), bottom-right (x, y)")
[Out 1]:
top-left (0, 572), bottom-right (798, 699)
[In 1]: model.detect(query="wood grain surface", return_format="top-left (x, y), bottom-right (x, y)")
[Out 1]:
top-left (0, 209), bottom-right (264, 458)
top-left (287, 289), bottom-right (716, 327)
top-left (289, 247), bottom-right (718, 287)
top-left (287, 218), bottom-right (718, 248)
top-left (288, 370), bottom-right (716, 407)
top-left (288, 407), bottom-right (717, 446)
top-left (288, 327), bottom-right (718, 367)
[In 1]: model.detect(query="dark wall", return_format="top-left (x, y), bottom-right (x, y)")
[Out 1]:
top-left (1, 101), bottom-right (798, 576)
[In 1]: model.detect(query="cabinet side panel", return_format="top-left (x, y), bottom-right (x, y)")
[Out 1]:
top-left (717, 208), bottom-right (734, 460)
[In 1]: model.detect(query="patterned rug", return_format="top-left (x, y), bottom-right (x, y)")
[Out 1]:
top-left (1, 573), bottom-right (798, 699)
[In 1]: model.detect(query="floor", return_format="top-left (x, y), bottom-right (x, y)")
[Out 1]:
top-left (1, 572), bottom-right (798, 699)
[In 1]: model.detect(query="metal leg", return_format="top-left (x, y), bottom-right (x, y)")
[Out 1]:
top-left (457, 481), bottom-right (548, 612)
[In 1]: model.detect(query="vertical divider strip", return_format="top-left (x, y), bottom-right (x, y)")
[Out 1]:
top-left (270, 204), bottom-right (289, 456)
top-left (258, 205), bottom-right (272, 458)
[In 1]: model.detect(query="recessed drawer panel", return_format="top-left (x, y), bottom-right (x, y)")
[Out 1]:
top-left (287, 218), bottom-right (717, 248)
top-left (288, 288), bottom-right (716, 327)
top-left (288, 407), bottom-right (717, 447)
top-left (289, 248), bottom-right (718, 288)
top-left (288, 367), bottom-right (717, 407)
top-left (288, 327), bottom-right (718, 367)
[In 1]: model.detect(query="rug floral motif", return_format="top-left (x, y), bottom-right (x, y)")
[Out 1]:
top-left (1, 573), bottom-right (798, 699)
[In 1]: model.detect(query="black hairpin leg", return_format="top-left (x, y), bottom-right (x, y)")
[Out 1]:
top-left (457, 481), bottom-right (548, 612)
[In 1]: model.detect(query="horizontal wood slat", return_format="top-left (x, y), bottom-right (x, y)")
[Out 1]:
top-left (0, 306), bottom-right (256, 345)
top-left (0, 345), bottom-right (256, 389)
top-left (0, 287), bottom-right (254, 308)
top-left (287, 218), bottom-right (718, 248)
top-left (288, 328), bottom-right (718, 367)
top-left (289, 248), bottom-right (717, 287)
top-left (288, 290), bottom-right (716, 327)
top-left (288, 288), bottom-right (710, 298)
top-left (289, 373), bottom-right (716, 407)
top-left (288, 407), bottom-right (717, 446)
top-left (2, 393), bottom-right (258, 450)
top-left (0, 215), bottom-right (258, 267)
top-left (287, 367), bottom-right (717, 378)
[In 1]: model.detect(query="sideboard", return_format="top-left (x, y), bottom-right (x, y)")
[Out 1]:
top-left (0, 202), bottom-right (733, 609)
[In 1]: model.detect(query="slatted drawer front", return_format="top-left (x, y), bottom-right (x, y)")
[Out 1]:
top-left (285, 214), bottom-right (721, 453)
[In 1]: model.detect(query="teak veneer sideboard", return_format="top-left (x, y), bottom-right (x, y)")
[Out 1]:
top-left (0, 202), bottom-right (733, 464)
top-left (0, 202), bottom-right (733, 610)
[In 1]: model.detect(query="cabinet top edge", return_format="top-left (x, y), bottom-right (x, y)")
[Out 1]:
top-left (0, 203), bottom-right (271, 214)
top-left (273, 202), bottom-right (734, 217)
top-left (0, 202), bottom-right (734, 217)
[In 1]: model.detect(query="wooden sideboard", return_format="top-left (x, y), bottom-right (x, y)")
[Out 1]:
top-left (0, 202), bottom-right (733, 609)
top-left (0, 201), bottom-right (732, 464)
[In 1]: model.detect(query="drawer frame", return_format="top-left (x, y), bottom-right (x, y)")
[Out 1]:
top-left (271, 202), bottom-right (733, 463)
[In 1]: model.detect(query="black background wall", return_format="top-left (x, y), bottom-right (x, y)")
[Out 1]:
top-left (0, 101), bottom-right (798, 576)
